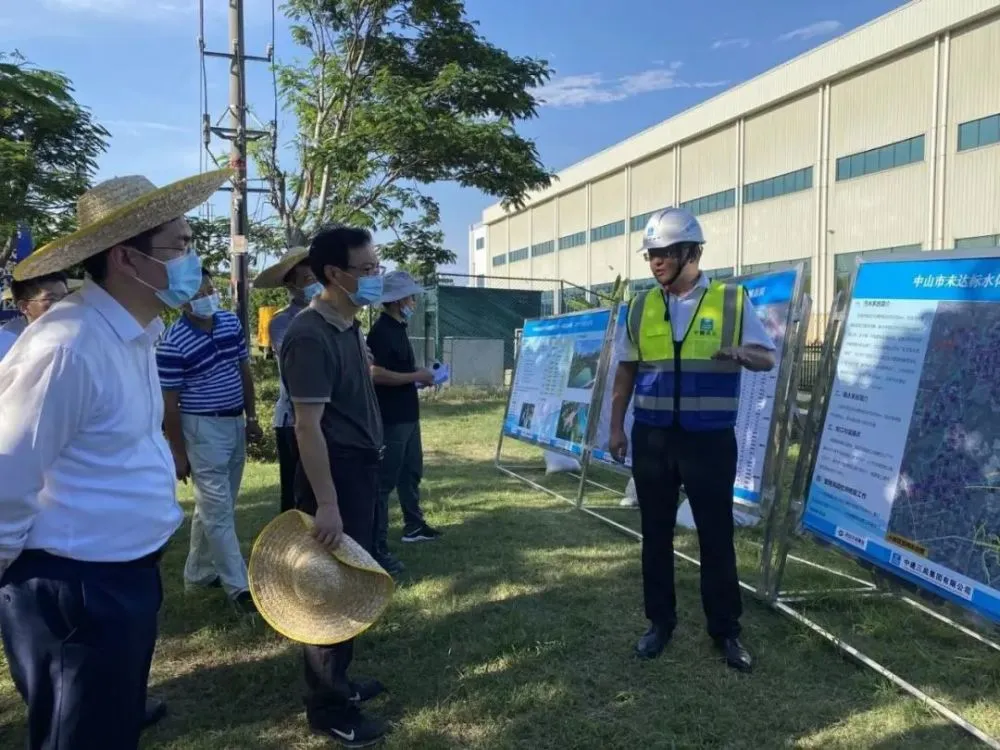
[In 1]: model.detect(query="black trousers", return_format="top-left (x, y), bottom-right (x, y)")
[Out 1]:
top-left (275, 425), bottom-right (300, 515)
top-left (374, 421), bottom-right (426, 555)
top-left (630, 422), bottom-right (742, 640)
top-left (0, 549), bottom-right (162, 750)
top-left (295, 446), bottom-right (379, 722)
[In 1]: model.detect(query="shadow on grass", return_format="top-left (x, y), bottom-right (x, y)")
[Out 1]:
top-left (2, 447), bottom-right (992, 749)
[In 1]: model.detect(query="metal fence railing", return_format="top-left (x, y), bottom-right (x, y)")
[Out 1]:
top-left (797, 343), bottom-right (824, 392)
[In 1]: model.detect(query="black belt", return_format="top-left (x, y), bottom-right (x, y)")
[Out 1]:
top-left (185, 409), bottom-right (244, 418)
top-left (19, 546), bottom-right (166, 568)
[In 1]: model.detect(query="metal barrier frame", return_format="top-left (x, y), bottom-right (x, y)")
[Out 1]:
top-left (764, 250), bottom-right (1000, 748)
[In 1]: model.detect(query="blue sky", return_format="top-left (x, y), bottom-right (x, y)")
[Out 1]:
top-left (2, 0), bottom-right (907, 274)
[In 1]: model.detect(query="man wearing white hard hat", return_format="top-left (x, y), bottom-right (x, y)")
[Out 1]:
top-left (608, 207), bottom-right (775, 673)
top-left (366, 271), bottom-right (441, 575)
top-left (0, 168), bottom-right (231, 748)
top-left (253, 247), bottom-right (323, 515)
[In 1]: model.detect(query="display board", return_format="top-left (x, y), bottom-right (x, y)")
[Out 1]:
top-left (590, 268), bottom-right (800, 509)
top-left (802, 254), bottom-right (1000, 625)
top-left (502, 308), bottom-right (611, 457)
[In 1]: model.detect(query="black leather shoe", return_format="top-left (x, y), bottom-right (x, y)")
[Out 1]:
top-left (142, 697), bottom-right (167, 731)
top-left (634, 624), bottom-right (672, 660)
top-left (715, 637), bottom-right (753, 673)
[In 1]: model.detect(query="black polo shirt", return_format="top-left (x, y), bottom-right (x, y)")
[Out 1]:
top-left (280, 298), bottom-right (383, 452)
top-left (367, 312), bottom-right (419, 426)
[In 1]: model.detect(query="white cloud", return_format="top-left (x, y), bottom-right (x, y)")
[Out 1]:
top-left (777, 20), bottom-right (842, 42)
top-left (535, 63), bottom-right (728, 108)
top-left (711, 37), bottom-right (750, 50)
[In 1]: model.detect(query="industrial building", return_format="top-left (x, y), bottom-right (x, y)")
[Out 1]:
top-left (467, 0), bottom-right (1000, 336)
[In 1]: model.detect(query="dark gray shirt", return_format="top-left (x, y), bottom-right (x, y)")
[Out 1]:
top-left (280, 297), bottom-right (383, 452)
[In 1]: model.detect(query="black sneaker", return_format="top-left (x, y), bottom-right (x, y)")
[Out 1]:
top-left (348, 678), bottom-right (386, 704)
top-left (375, 554), bottom-right (404, 576)
top-left (401, 524), bottom-right (442, 543)
top-left (232, 591), bottom-right (257, 615)
top-left (310, 707), bottom-right (389, 748)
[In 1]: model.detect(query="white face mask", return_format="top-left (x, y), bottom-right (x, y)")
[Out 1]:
top-left (189, 293), bottom-right (220, 319)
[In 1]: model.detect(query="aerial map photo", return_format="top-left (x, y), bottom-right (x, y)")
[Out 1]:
top-left (886, 301), bottom-right (1000, 591)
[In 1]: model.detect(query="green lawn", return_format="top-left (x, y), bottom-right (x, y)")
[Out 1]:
top-left (1, 395), bottom-right (997, 749)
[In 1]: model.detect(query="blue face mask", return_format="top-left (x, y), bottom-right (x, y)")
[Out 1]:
top-left (302, 282), bottom-right (324, 301)
top-left (349, 275), bottom-right (383, 308)
top-left (135, 250), bottom-right (204, 309)
top-left (189, 293), bottom-right (220, 319)
top-left (400, 304), bottom-right (415, 321)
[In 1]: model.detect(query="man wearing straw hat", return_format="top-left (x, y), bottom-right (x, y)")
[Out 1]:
top-left (280, 224), bottom-right (391, 746)
top-left (0, 168), bottom-right (231, 749)
top-left (252, 246), bottom-right (322, 515)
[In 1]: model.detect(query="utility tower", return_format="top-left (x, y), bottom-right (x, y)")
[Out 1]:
top-left (199, 0), bottom-right (276, 341)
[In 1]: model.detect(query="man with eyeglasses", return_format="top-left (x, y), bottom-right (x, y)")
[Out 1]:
top-left (608, 207), bottom-right (775, 673)
top-left (0, 272), bottom-right (70, 361)
top-left (279, 225), bottom-right (391, 746)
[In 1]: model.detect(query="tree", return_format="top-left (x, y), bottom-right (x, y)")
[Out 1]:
top-left (254, 0), bottom-right (553, 274)
top-left (187, 215), bottom-right (286, 274)
top-left (0, 51), bottom-right (109, 266)
top-left (564, 276), bottom-right (630, 312)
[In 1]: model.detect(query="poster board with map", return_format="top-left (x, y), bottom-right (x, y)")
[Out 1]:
top-left (589, 267), bottom-right (804, 513)
top-left (501, 308), bottom-right (613, 457)
top-left (801, 250), bottom-right (1000, 625)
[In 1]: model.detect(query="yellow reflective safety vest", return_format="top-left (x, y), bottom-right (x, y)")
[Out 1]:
top-left (626, 281), bottom-right (744, 431)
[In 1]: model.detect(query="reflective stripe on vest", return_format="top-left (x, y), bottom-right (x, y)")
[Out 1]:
top-left (626, 282), bottom-right (744, 431)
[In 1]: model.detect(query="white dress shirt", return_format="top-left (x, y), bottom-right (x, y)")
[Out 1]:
top-left (0, 280), bottom-right (183, 562)
top-left (621, 273), bottom-right (775, 361)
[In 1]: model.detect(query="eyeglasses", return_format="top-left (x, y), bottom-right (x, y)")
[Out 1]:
top-left (643, 249), bottom-right (685, 262)
top-left (348, 263), bottom-right (385, 277)
top-left (28, 293), bottom-right (67, 305)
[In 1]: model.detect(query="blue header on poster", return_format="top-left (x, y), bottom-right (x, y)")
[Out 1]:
top-left (853, 257), bottom-right (1000, 301)
top-left (523, 308), bottom-right (611, 338)
top-left (742, 268), bottom-right (796, 307)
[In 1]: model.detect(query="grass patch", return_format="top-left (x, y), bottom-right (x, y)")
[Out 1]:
top-left (1, 396), bottom-right (997, 749)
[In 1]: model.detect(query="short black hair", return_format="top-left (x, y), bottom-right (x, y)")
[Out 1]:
top-left (81, 226), bottom-right (160, 284)
top-left (308, 225), bottom-right (372, 284)
top-left (10, 271), bottom-right (69, 303)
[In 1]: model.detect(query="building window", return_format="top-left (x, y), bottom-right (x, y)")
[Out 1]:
top-left (835, 135), bottom-right (925, 181)
top-left (475, 237), bottom-right (485, 250)
top-left (476, 275), bottom-right (485, 288)
top-left (492, 254), bottom-right (507, 267)
top-left (704, 267), bottom-right (735, 281)
top-left (508, 247), bottom-right (529, 263)
top-left (955, 235), bottom-right (1000, 249)
top-left (630, 210), bottom-right (662, 233)
top-left (743, 167), bottom-right (813, 204)
top-left (833, 245), bottom-right (921, 295)
top-left (629, 278), bottom-right (658, 293)
top-left (540, 290), bottom-right (554, 316)
top-left (743, 258), bottom-right (812, 299)
top-left (957, 113), bottom-right (1000, 152)
top-left (532, 239), bottom-right (555, 257)
top-left (590, 220), bottom-right (627, 243)
top-left (679, 188), bottom-right (736, 217)
top-left (558, 231), bottom-right (587, 251)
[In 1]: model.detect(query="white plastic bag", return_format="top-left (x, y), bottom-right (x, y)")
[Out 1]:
top-left (619, 477), bottom-right (639, 507)
top-left (543, 450), bottom-right (581, 475)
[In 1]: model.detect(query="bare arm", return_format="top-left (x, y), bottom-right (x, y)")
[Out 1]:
top-left (162, 389), bottom-right (186, 461)
top-left (293, 402), bottom-right (338, 510)
top-left (738, 344), bottom-right (775, 372)
top-left (371, 366), bottom-right (421, 386)
top-left (610, 361), bottom-right (637, 433)
top-left (239, 360), bottom-right (258, 421)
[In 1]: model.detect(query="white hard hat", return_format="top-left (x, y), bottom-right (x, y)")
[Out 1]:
top-left (639, 207), bottom-right (704, 252)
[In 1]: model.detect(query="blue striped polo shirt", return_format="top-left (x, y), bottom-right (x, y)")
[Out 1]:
top-left (156, 310), bottom-right (249, 415)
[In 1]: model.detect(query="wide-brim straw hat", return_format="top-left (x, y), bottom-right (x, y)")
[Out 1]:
top-left (13, 168), bottom-right (232, 281)
top-left (253, 247), bottom-right (309, 289)
top-left (248, 510), bottom-right (395, 645)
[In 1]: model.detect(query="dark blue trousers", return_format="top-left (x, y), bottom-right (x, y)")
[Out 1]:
top-left (0, 550), bottom-right (162, 750)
